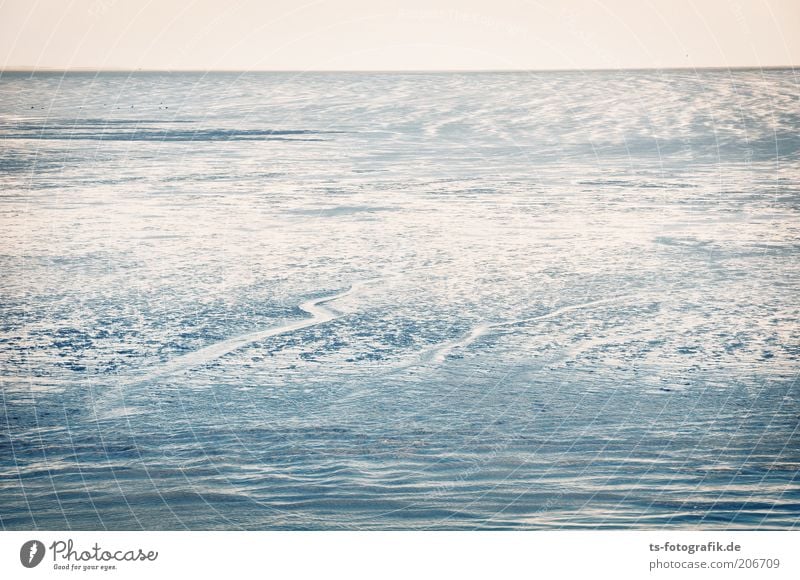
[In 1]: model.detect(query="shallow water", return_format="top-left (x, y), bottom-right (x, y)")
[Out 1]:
top-left (0, 70), bottom-right (798, 529)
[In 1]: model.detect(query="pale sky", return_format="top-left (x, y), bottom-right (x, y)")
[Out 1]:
top-left (1, 0), bottom-right (798, 70)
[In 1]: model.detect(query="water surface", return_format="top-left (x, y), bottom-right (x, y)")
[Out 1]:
top-left (1, 70), bottom-right (798, 529)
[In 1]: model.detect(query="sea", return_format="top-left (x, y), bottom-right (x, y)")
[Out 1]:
top-left (0, 70), bottom-right (798, 529)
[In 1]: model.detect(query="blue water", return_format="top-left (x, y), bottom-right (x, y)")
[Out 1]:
top-left (0, 70), bottom-right (798, 529)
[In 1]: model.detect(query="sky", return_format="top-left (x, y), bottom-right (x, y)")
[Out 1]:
top-left (1, 0), bottom-right (798, 70)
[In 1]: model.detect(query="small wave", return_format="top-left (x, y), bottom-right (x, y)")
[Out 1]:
top-left (123, 282), bottom-right (370, 385)
top-left (425, 295), bottom-right (635, 364)
top-left (286, 205), bottom-right (396, 217)
top-left (90, 282), bottom-right (375, 421)
top-left (0, 127), bottom-right (341, 142)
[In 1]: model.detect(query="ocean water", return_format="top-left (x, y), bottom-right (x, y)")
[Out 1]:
top-left (0, 70), bottom-right (798, 530)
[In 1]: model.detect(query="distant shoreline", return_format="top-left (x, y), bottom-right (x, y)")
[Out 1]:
top-left (0, 65), bottom-right (796, 74)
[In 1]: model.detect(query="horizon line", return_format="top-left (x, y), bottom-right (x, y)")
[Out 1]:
top-left (1, 65), bottom-right (797, 74)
